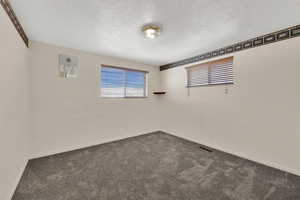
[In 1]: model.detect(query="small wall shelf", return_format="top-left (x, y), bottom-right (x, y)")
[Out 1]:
top-left (153, 92), bottom-right (166, 95)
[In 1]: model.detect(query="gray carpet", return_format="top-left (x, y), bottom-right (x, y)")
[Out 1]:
top-left (12, 131), bottom-right (300, 200)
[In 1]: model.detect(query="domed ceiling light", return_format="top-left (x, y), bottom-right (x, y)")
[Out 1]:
top-left (142, 24), bottom-right (161, 39)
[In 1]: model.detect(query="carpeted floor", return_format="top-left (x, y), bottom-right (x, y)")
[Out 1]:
top-left (13, 131), bottom-right (300, 200)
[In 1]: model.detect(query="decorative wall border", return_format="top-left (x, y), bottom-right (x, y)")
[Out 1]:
top-left (1, 0), bottom-right (29, 47)
top-left (160, 24), bottom-right (300, 71)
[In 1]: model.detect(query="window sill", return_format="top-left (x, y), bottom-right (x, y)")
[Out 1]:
top-left (186, 82), bottom-right (234, 88)
top-left (100, 96), bottom-right (148, 99)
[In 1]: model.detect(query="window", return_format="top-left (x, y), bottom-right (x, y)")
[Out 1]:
top-left (186, 57), bottom-right (234, 87)
top-left (101, 65), bottom-right (147, 98)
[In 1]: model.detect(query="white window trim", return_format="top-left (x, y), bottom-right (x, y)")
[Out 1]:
top-left (99, 65), bottom-right (149, 99)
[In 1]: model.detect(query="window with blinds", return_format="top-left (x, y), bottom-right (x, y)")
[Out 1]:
top-left (101, 65), bottom-right (147, 98)
top-left (186, 57), bottom-right (234, 87)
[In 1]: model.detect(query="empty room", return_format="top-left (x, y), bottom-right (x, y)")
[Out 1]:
top-left (1, 0), bottom-right (300, 199)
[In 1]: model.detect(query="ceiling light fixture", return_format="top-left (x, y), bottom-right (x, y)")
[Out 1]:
top-left (142, 24), bottom-right (161, 39)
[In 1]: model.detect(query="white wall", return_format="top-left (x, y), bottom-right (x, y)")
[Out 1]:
top-left (0, 9), bottom-right (31, 200)
top-left (160, 36), bottom-right (300, 175)
top-left (29, 41), bottom-right (161, 158)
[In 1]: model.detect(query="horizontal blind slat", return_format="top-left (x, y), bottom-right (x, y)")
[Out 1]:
top-left (187, 57), bottom-right (234, 87)
top-left (101, 66), bottom-right (146, 97)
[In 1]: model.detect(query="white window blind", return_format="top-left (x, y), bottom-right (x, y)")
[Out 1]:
top-left (186, 57), bottom-right (234, 87)
top-left (101, 65), bottom-right (147, 98)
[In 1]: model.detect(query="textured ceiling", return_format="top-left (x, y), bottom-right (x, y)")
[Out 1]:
top-left (9, 0), bottom-right (300, 65)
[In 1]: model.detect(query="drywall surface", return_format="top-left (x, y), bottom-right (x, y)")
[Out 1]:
top-left (0, 9), bottom-right (31, 200)
top-left (160, 37), bottom-right (300, 176)
top-left (29, 41), bottom-right (161, 158)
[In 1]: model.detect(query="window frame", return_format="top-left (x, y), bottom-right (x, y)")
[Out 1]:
top-left (100, 65), bottom-right (148, 98)
top-left (186, 57), bottom-right (234, 88)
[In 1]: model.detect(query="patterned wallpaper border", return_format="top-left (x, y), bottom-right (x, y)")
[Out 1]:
top-left (1, 0), bottom-right (29, 47)
top-left (160, 24), bottom-right (300, 71)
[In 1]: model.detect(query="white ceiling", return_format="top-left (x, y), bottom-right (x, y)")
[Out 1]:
top-left (10, 0), bottom-right (300, 66)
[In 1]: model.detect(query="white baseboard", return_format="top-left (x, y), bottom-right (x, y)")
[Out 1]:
top-left (30, 130), bottom-right (300, 177)
top-left (29, 131), bottom-right (159, 159)
top-left (161, 130), bottom-right (300, 177)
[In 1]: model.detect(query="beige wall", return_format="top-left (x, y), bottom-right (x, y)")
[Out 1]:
top-left (29, 41), bottom-right (161, 158)
top-left (0, 9), bottom-right (31, 200)
top-left (160, 36), bottom-right (300, 175)
top-left (2, 6), bottom-right (300, 199)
